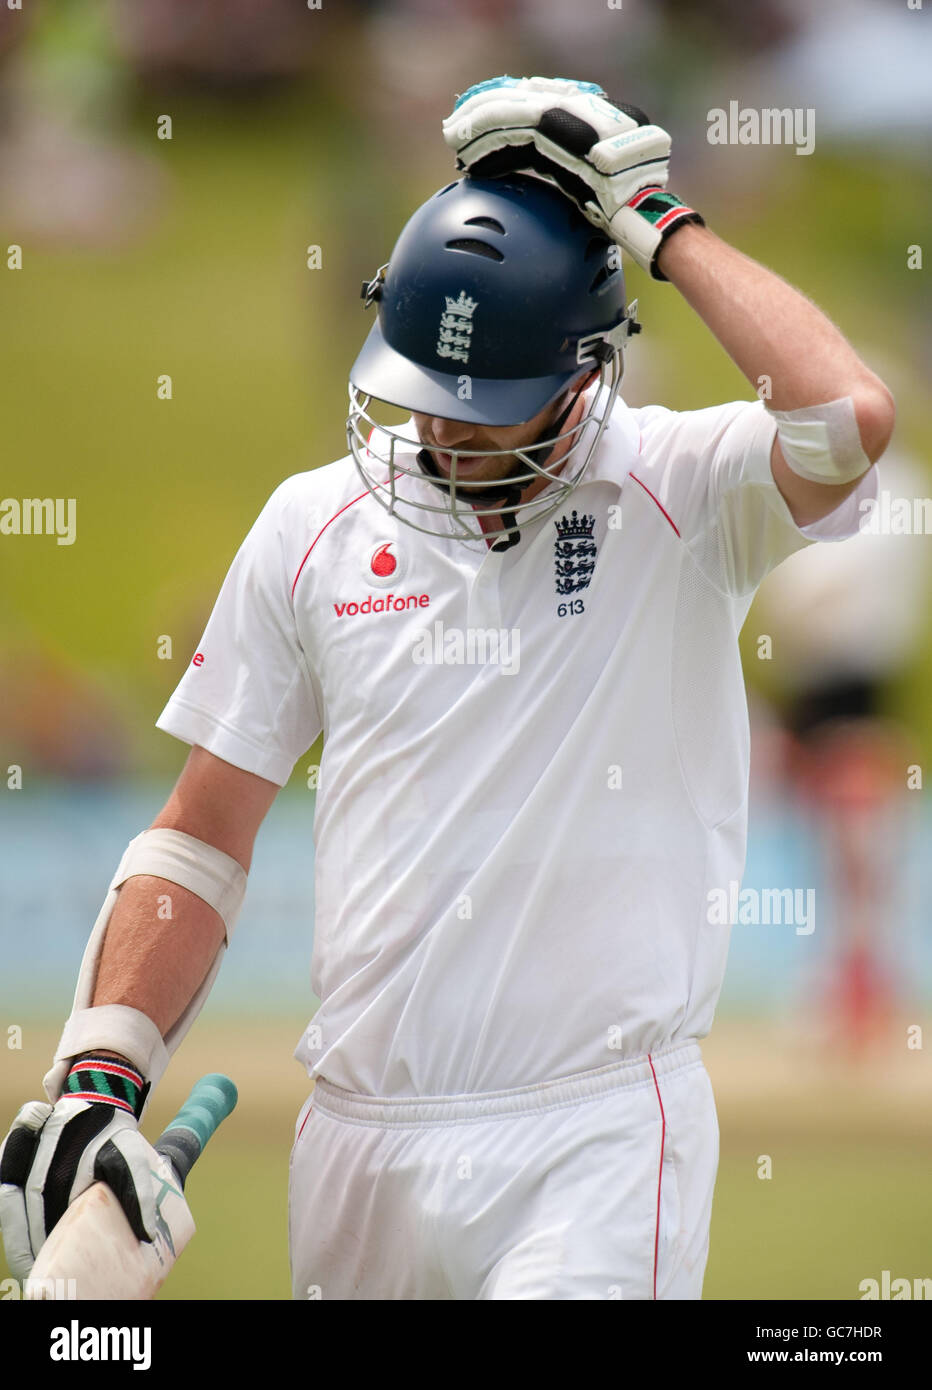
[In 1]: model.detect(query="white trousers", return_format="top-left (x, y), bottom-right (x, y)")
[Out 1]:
top-left (288, 1039), bottom-right (719, 1300)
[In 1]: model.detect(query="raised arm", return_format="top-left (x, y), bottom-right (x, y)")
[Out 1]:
top-left (442, 77), bottom-right (895, 531)
top-left (656, 224), bottom-right (895, 527)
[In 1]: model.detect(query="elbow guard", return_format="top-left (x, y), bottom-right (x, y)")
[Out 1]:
top-left (766, 395), bottom-right (871, 485)
top-left (43, 829), bottom-right (247, 1110)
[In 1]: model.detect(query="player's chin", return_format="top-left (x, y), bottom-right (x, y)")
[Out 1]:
top-left (452, 474), bottom-right (507, 493)
top-left (434, 450), bottom-right (492, 479)
top-left (440, 453), bottom-right (533, 490)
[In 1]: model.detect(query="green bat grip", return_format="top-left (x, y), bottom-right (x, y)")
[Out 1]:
top-left (154, 1074), bottom-right (238, 1189)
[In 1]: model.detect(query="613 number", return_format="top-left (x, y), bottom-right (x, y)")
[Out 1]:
top-left (557, 599), bottom-right (585, 617)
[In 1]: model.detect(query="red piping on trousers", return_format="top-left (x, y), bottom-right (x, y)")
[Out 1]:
top-left (628, 472), bottom-right (682, 538)
top-left (648, 1053), bottom-right (666, 1300)
top-left (297, 1105), bottom-right (313, 1141)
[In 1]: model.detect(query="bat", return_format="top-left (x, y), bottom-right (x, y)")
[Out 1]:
top-left (24, 1072), bottom-right (238, 1301)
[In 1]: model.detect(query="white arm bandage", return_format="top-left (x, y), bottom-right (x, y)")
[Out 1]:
top-left (43, 829), bottom-right (248, 1107)
top-left (766, 395), bottom-right (871, 485)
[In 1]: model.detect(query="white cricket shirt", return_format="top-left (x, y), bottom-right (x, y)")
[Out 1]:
top-left (156, 392), bottom-right (878, 1096)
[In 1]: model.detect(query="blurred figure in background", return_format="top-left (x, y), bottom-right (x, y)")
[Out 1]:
top-left (112, 0), bottom-right (327, 87)
top-left (0, 0), bottom-right (163, 248)
top-left (752, 445), bottom-right (930, 1061)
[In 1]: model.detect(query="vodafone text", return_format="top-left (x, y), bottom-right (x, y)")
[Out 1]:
top-left (333, 593), bottom-right (430, 618)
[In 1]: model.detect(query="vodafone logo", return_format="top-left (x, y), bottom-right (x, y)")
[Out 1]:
top-left (366, 540), bottom-right (407, 588)
top-left (371, 543), bottom-right (395, 577)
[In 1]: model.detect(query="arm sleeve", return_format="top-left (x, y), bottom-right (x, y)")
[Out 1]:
top-left (155, 477), bottom-right (322, 786)
top-left (632, 398), bottom-right (880, 596)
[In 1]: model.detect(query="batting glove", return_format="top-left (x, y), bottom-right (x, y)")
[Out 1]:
top-left (442, 75), bottom-right (705, 280)
top-left (0, 1055), bottom-right (161, 1282)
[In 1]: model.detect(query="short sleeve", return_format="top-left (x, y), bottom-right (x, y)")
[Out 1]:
top-left (156, 477), bottom-right (322, 785)
top-left (632, 399), bottom-right (880, 596)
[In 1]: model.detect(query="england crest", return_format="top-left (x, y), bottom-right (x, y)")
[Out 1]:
top-left (553, 511), bottom-right (597, 595)
top-left (435, 291), bottom-right (478, 365)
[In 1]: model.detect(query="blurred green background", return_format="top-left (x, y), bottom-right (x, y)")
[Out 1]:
top-left (1, 0), bottom-right (930, 1300)
top-left (3, 0), bottom-right (930, 776)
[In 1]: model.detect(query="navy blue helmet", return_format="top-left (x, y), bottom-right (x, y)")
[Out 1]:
top-left (347, 173), bottom-right (640, 543)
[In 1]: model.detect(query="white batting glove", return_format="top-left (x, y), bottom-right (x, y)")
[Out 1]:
top-left (443, 75), bottom-right (705, 280)
top-left (0, 1058), bottom-right (162, 1282)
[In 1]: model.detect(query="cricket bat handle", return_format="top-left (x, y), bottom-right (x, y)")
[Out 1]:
top-left (153, 1072), bottom-right (238, 1188)
top-left (24, 1073), bottom-right (238, 1301)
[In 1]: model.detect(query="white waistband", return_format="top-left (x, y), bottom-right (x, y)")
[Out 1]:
top-left (311, 1040), bottom-right (703, 1128)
